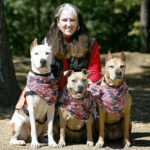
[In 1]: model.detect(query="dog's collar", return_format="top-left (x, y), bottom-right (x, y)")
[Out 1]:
top-left (103, 77), bottom-right (122, 88)
top-left (30, 70), bottom-right (51, 77)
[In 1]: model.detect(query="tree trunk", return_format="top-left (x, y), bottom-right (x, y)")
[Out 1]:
top-left (140, 0), bottom-right (149, 53)
top-left (0, 0), bottom-right (21, 107)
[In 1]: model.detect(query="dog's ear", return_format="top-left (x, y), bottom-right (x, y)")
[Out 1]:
top-left (30, 38), bottom-right (38, 51)
top-left (105, 51), bottom-right (112, 62)
top-left (120, 51), bottom-right (126, 61)
top-left (82, 69), bottom-right (90, 76)
top-left (64, 70), bottom-right (74, 78)
top-left (43, 38), bottom-right (50, 47)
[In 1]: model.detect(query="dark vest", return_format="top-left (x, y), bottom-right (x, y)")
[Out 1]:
top-left (51, 38), bottom-right (95, 82)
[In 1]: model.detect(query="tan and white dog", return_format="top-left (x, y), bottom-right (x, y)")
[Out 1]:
top-left (58, 69), bottom-right (94, 147)
top-left (10, 38), bottom-right (58, 148)
top-left (90, 51), bottom-right (132, 148)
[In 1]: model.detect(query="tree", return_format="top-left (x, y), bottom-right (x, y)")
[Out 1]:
top-left (140, 0), bottom-right (149, 52)
top-left (0, 0), bottom-right (20, 107)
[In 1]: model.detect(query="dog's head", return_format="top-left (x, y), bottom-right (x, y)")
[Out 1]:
top-left (30, 38), bottom-right (52, 73)
top-left (64, 69), bottom-right (90, 99)
top-left (105, 51), bottom-right (126, 82)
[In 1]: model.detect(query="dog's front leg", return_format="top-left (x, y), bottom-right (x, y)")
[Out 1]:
top-left (123, 101), bottom-right (132, 147)
top-left (86, 114), bottom-right (94, 146)
top-left (96, 106), bottom-right (105, 148)
top-left (47, 103), bottom-right (58, 147)
top-left (27, 97), bottom-right (40, 148)
top-left (58, 107), bottom-right (66, 147)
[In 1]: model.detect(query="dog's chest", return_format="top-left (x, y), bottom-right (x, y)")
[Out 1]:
top-left (30, 95), bottom-right (49, 119)
top-left (61, 107), bottom-right (85, 130)
top-left (105, 112), bottom-right (124, 123)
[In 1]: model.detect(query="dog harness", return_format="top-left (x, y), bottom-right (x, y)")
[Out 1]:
top-left (88, 79), bottom-right (129, 115)
top-left (60, 89), bottom-right (95, 122)
top-left (26, 75), bottom-right (58, 105)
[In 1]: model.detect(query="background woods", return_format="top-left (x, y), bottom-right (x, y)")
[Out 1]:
top-left (0, 0), bottom-right (20, 107)
top-left (0, 0), bottom-right (149, 107)
top-left (0, 1), bottom-right (150, 149)
top-left (3, 0), bottom-right (150, 56)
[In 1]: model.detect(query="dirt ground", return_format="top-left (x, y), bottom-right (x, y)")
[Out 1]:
top-left (0, 52), bottom-right (150, 150)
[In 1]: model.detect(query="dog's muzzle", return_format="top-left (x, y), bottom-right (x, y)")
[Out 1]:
top-left (77, 85), bottom-right (84, 91)
top-left (115, 71), bottom-right (122, 79)
top-left (40, 59), bottom-right (46, 67)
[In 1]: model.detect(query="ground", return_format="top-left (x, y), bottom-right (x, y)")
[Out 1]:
top-left (0, 52), bottom-right (150, 150)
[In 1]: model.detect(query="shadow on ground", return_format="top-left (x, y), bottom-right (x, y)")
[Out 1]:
top-left (131, 132), bottom-right (150, 147)
top-left (126, 73), bottom-right (150, 123)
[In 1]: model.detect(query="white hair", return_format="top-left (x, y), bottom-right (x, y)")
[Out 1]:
top-left (56, 3), bottom-right (78, 19)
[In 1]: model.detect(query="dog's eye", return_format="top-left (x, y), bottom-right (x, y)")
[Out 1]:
top-left (35, 52), bottom-right (38, 55)
top-left (46, 52), bottom-right (50, 55)
top-left (82, 79), bottom-right (87, 82)
top-left (71, 79), bottom-right (76, 83)
top-left (120, 65), bottom-right (124, 68)
top-left (109, 65), bottom-right (114, 68)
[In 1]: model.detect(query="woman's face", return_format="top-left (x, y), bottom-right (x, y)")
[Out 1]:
top-left (57, 9), bottom-right (78, 38)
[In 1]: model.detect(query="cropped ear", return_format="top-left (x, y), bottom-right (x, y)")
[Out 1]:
top-left (105, 51), bottom-right (112, 63)
top-left (43, 38), bottom-right (50, 47)
top-left (120, 51), bottom-right (126, 61)
top-left (64, 70), bottom-right (74, 78)
top-left (30, 38), bottom-right (37, 51)
top-left (81, 69), bottom-right (90, 76)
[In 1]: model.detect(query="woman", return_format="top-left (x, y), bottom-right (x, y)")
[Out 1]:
top-left (46, 3), bottom-right (101, 90)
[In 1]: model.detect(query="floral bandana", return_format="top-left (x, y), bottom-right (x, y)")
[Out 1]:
top-left (88, 80), bottom-right (129, 115)
top-left (60, 89), bottom-right (95, 122)
top-left (27, 75), bottom-right (58, 105)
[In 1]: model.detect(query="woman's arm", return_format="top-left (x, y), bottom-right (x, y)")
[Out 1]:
top-left (88, 40), bottom-right (102, 83)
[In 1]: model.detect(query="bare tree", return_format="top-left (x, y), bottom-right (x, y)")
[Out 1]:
top-left (140, 0), bottom-right (149, 53)
top-left (0, 0), bottom-right (21, 107)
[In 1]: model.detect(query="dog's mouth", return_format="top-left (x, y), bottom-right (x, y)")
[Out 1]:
top-left (70, 90), bottom-right (85, 98)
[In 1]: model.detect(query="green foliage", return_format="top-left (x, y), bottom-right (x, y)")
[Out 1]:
top-left (4, 0), bottom-right (141, 55)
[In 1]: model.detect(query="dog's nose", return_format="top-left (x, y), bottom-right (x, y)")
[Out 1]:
top-left (115, 71), bottom-right (122, 77)
top-left (78, 85), bottom-right (84, 91)
top-left (40, 59), bottom-right (46, 66)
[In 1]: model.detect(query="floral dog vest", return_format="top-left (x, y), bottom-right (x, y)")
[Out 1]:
top-left (60, 89), bottom-right (95, 122)
top-left (88, 80), bottom-right (129, 115)
top-left (27, 75), bottom-right (58, 105)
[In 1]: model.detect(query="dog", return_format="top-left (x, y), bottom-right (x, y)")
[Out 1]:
top-left (89, 51), bottom-right (132, 148)
top-left (10, 38), bottom-right (58, 148)
top-left (57, 69), bottom-right (94, 147)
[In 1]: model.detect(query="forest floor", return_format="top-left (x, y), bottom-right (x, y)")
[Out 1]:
top-left (0, 52), bottom-right (150, 150)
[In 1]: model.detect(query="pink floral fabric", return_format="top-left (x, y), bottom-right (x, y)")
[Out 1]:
top-left (27, 75), bottom-right (58, 105)
top-left (88, 80), bottom-right (129, 115)
top-left (60, 89), bottom-right (95, 122)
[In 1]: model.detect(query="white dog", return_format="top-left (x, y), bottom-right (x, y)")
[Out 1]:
top-left (10, 38), bottom-right (58, 148)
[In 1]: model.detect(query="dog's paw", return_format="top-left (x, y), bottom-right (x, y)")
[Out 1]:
top-left (95, 140), bottom-right (104, 148)
top-left (48, 141), bottom-right (58, 148)
top-left (58, 140), bottom-right (66, 147)
top-left (30, 141), bottom-right (41, 149)
top-left (10, 139), bottom-right (26, 145)
top-left (87, 140), bottom-right (94, 146)
top-left (124, 139), bottom-right (131, 148)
